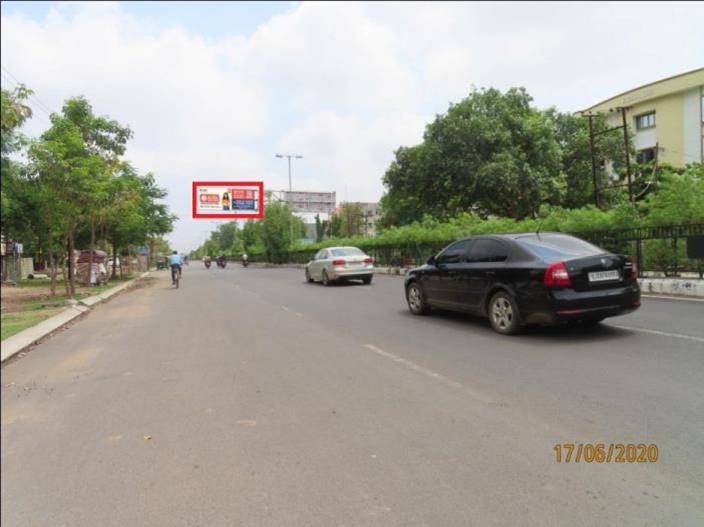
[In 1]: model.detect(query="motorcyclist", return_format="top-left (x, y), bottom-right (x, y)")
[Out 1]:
top-left (169, 250), bottom-right (183, 284)
top-left (241, 253), bottom-right (249, 267)
top-left (203, 255), bottom-right (212, 268)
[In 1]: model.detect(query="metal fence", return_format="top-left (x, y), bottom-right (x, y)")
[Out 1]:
top-left (249, 223), bottom-right (704, 277)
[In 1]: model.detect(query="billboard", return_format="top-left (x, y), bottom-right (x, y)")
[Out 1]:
top-left (192, 181), bottom-right (264, 219)
top-left (281, 190), bottom-right (336, 214)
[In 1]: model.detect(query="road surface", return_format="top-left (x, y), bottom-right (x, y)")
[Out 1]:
top-left (2, 266), bottom-right (703, 526)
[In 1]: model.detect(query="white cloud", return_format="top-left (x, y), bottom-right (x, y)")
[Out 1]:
top-left (2, 1), bottom-right (703, 249)
top-left (278, 110), bottom-right (426, 202)
top-left (230, 2), bottom-right (420, 114)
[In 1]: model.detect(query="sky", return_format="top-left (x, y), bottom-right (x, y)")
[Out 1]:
top-left (2, 1), bottom-right (703, 251)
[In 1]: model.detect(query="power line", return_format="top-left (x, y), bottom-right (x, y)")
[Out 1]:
top-left (1, 65), bottom-right (53, 115)
top-left (0, 71), bottom-right (53, 127)
top-left (1, 66), bottom-right (55, 118)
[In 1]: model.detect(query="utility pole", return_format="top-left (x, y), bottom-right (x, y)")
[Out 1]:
top-left (275, 154), bottom-right (303, 243)
top-left (620, 107), bottom-right (633, 203)
top-left (587, 114), bottom-right (600, 207)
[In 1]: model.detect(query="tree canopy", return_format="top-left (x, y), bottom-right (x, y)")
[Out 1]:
top-left (1, 88), bottom-right (175, 294)
top-left (379, 86), bottom-right (636, 226)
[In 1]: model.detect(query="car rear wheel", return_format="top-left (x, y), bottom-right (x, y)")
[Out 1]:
top-left (406, 282), bottom-right (430, 315)
top-left (362, 275), bottom-right (373, 285)
top-left (322, 270), bottom-right (331, 286)
top-left (305, 268), bottom-right (314, 283)
top-left (489, 291), bottom-right (520, 335)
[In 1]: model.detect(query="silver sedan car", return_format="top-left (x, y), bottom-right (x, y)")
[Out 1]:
top-left (305, 246), bottom-right (375, 285)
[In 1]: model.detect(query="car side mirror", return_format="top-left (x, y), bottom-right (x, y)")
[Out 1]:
top-left (427, 255), bottom-right (437, 266)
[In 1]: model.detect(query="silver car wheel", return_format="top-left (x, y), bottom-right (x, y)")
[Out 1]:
top-left (491, 296), bottom-right (514, 330)
top-left (408, 285), bottom-right (422, 311)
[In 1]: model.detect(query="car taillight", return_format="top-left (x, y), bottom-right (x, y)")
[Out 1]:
top-left (363, 257), bottom-right (374, 264)
top-left (332, 259), bottom-right (346, 266)
top-left (544, 261), bottom-right (571, 287)
top-left (626, 257), bottom-right (637, 279)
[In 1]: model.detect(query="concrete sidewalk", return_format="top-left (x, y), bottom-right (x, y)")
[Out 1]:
top-left (1, 272), bottom-right (150, 363)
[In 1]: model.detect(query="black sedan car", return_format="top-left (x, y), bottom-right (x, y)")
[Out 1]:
top-left (404, 233), bottom-right (640, 334)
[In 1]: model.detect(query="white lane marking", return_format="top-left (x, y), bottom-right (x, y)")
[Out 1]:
top-left (641, 294), bottom-right (704, 303)
top-left (611, 325), bottom-right (704, 343)
top-left (363, 344), bottom-right (499, 405)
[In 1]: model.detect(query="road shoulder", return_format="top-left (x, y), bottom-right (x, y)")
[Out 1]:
top-left (1, 272), bottom-right (150, 363)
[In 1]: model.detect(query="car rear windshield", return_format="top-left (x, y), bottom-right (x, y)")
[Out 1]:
top-left (330, 248), bottom-right (365, 257)
top-left (515, 234), bottom-right (604, 261)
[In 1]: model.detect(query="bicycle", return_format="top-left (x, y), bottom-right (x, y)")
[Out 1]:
top-left (171, 264), bottom-right (182, 288)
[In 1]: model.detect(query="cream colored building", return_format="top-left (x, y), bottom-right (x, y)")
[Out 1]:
top-left (580, 68), bottom-right (704, 166)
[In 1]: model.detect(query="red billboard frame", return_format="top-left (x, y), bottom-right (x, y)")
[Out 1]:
top-left (192, 181), bottom-right (265, 219)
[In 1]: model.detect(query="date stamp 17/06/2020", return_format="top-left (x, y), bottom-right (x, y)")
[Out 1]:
top-left (554, 443), bottom-right (659, 463)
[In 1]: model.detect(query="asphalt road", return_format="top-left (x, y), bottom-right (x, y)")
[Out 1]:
top-left (2, 266), bottom-right (703, 526)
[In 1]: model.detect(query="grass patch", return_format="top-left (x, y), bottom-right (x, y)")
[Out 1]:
top-left (18, 274), bottom-right (136, 288)
top-left (1, 307), bottom-right (65, 341)
top-left (1, 274), bottom-right (139, 341)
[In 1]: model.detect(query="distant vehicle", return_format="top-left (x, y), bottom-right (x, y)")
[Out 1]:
top-left (404, 233), bottom-right (640, 334)
top-left (305, 246), bottom-right (374, 285)
top-left (216, 256), bottom-right (227, 268)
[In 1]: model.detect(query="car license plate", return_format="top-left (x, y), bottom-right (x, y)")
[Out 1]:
top-left (588, 270), bottom-right (620, 282)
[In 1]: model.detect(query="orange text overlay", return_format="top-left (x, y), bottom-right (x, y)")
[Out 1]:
top-left (553, 443), bottom-right (659, 463)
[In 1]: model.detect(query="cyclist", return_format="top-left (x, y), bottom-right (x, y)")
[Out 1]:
top-left (169, 250), bottom-right (183, 285)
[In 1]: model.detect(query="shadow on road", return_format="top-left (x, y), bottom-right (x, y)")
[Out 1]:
top-left (299, 280), bottom-right (371, 287)
top-left (395, 308), bottom-right (634, 345)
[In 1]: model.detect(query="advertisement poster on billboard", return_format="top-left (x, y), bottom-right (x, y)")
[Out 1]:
top-left (192, 181), bottom-right (264, 219)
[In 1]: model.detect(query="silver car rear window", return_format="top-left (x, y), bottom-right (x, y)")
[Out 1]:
top-left (330, 248), bottom-right (364, 257)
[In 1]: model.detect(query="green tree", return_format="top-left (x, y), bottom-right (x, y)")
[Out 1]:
top-left (241, 220), bottom-right (264, 253)
top-left (314, 214), bottom-right (324, 242)
top-left (212, 222), bottom-right (240, 255)
top-left (380, 87), bottom-right (563, 225)
top-left (1, 85), bottom-right (33, 244)
top-left (260, 202), bottom-right (304, 263)
top-left (640, 164), bottom-right (704, 225)
top-left (337, 202), bottom-right (365, 237)
top-left (548, 110), bottom-right (628, 209)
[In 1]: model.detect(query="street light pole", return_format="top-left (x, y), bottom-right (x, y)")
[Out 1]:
top-left (287, 156), bottom-right (292, 193)
top-left (275, 153), bottom-right (303, 243)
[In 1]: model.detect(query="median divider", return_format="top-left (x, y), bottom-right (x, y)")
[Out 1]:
top-left (1, 272), bottom-right (150, 364)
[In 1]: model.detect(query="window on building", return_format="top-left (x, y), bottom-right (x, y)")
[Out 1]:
top-left (636, 148), bottom-right (657, 164)
top-left (634, 111), bottom-right (656, 130)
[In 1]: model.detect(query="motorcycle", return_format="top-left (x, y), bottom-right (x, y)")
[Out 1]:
top-left (217, 257), bottom-right (227, 268)
top-left (241, 256), bottom-right (249, 268)
top-left (204, 260), bottom-right (211, 269)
